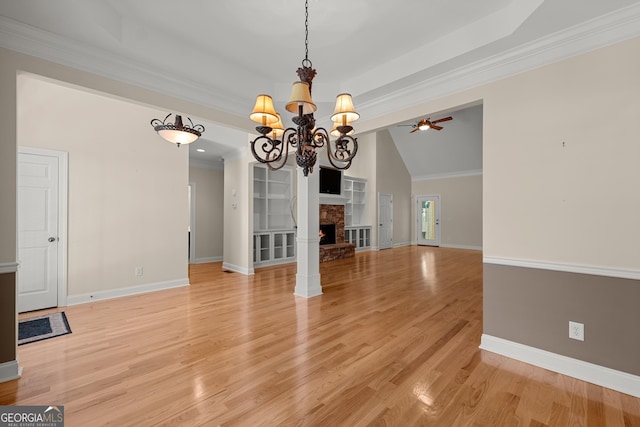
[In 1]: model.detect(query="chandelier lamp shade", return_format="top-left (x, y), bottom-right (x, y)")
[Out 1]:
top-left (151, 113), bottom-right (205, 147)
top-left (248, 0), bottom-right (359, 177)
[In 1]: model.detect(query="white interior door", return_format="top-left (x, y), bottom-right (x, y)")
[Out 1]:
top-left (417, 195), bottom-right (441, 246)
top-left (18, 150), bottom-right (64, 312)
top-left (378, 193), bottom-right (393, 249)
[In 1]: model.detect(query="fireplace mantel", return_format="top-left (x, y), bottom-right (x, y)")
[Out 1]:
top-left (319, 194), bottom-right (350, 205)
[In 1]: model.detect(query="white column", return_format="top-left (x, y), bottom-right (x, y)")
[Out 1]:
top-left (294, 166), bottom-right (322, 297)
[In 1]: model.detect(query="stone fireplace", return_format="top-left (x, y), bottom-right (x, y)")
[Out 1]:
top-left (319, 204), bottom-right (355, 262)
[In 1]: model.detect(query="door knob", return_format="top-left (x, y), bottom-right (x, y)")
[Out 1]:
top-left (48, 237), bottom-right (56, 242)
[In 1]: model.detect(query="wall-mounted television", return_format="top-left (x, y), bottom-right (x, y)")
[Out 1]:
top-left (319, 167), bottom-right (342, 195)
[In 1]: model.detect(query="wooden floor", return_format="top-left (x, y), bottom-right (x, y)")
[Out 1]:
top-left (2, 246), bottom-right (639, 426)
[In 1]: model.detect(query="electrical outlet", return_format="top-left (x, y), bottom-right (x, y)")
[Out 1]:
top-left (135, 266), bottom-right (143, 276)
top-left (569, 321), bottom-right (584, 341)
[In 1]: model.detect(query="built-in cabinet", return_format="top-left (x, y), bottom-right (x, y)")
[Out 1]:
top-left (253, 165), bottom-right (296, 266)
top-left (253, 230), bottom-right (296, 264)
top-left (345, 226), bottom-right (371, 250)
top-left (343, 176), bottom-right (366, 226)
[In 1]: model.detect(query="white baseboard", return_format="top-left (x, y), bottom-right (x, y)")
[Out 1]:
top-left (480, 334), bottom-right (640, 398)
top-left (0, 360), bottom-right (21, 383)
top-left (67, 278), bottom-right (189, 305)
top-left (441, 244), bottom-right (483, 251)
top-left (392, 241), bottom-right (411, 248)
top-left (222, 262), bottom-right (254, 275)
top-left (483, 257), bottom-right (640, 280)
top-left (193, 256), bottom-right (223, 264)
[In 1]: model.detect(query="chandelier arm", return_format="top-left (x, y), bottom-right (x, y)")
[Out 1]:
top-left (326, 135), bottom-right (359, 170)
top-left (311, 127), bottom-right (329, 148)
top-left (268, 128), bottom-right (299, 170)
top-left (250, 134), bottom-right (284, 166)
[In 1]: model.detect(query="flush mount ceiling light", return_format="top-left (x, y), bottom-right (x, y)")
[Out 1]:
top-left (151, 113), bottom-right (205, 147)
top-left (248, 0), bottom-right (359, 177)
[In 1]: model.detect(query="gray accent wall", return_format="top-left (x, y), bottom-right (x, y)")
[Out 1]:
top-left (0, 272), bottom-right (16, 364)
top-left (484, 263), bottom-right (640, 376)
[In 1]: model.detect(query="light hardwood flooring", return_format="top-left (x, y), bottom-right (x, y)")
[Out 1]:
top-left (2, 246), bottom-right (639, 426)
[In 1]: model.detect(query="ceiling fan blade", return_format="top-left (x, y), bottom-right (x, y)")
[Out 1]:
top-left (431, 125), bottom-right (443, 130)
top-left (410, 127), bottom-right (420, 133)
top-left (431, 116), bottom-right (452, 124)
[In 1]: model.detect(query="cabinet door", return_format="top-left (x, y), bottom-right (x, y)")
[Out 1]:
top-left (286, 232), bottom-right (296, 258)
top-left (273, 233), bottom-right (284, 260)
top-left (345, 229), bottom-right (355, 246)
top-left (258, 234), bottom-right (270, 262)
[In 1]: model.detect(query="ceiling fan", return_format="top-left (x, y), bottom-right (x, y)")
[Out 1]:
top-left (401, 116), bottom-right (453, 133)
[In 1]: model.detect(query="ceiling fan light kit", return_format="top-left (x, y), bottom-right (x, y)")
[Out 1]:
top-left (404, 116), bottom-right (453, 133)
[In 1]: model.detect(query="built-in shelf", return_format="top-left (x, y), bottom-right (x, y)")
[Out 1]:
top-left (253, 164), bottom-right (295, 266)
top-left (343, 176), bottom-right (367, 226)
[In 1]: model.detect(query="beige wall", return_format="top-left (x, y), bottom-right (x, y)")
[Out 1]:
top-left (376, 129), bottom-right (412, 247)
top-left (189, 166), bottom-right (224, 262)
top-left (412, 174), bottom-right (482, 249)
top-left (483, 37), bottom-right (640, 268)
top-left (18, 75), bottom-right (189, 297)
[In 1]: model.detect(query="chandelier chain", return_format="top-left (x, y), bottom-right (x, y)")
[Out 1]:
top-left (303, 0), bottom-right (311, 67)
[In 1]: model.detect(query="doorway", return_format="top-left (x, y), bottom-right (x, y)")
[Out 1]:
top-left (17, 147), bottom-right (68, 312)
top-left (417, 195), bottom-right (440, 246)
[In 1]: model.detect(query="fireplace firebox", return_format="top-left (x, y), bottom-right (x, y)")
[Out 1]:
top-left (319, 224), bottom-right (336, 245)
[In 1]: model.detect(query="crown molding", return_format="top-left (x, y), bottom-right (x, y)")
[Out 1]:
top-left (2, 3), bottom-right (640, 125)
top-left (357, 2), bottom-right (640, 121)
top-left (0, 15), bottom-right (246, 117)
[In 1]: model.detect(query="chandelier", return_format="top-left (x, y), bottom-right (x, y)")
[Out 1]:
top-left (151, 113), bottom-right (205, 147)
top-left (248, 0), bottom-right (359, 177)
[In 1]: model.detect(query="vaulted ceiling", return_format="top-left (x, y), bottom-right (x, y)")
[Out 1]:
top-left (2, 0), bottom-right (639, 174)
